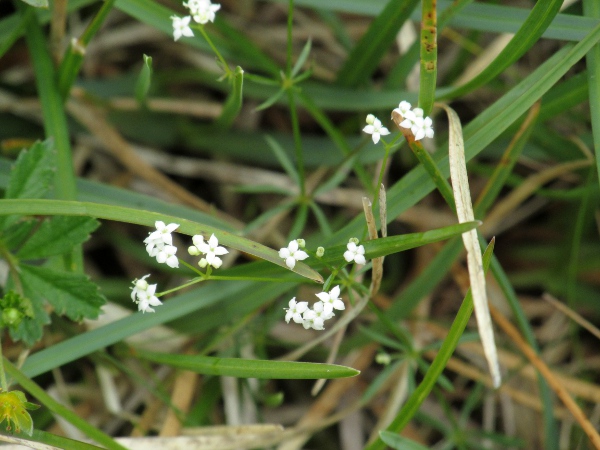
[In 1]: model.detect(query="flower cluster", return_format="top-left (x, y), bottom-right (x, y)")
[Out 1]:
top-left (133, 222), bottom-right (230, 314)
top-left (188, 233), bottom-right (228, 269)
top-left (393, 100), bottom-right (434, 141)
top-left (171, 0), bottom-right (221, 41)
top-left (363, 114), bottom-right (390, 144)
top-left (131, 275), bottom-right (162, 314)
top-left (284, 286), bottom-right (345, 330)
top-left (344, 238), bottom-right (366, 265)
top-left (144, 221), bottom-right (180, 268)
top-left (279, 239), bottom-right (309, 269)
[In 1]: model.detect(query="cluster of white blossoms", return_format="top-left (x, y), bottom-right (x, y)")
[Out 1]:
top-left (144, 221), bottom-right (180, 268)
top-left (131, 275), bottom-right (162, 314)
top-left (133, 222), bottom-right (229, 313)
top-left (393, 100), bottom-right (434, 141)
top-left (285, 286), bottom-right (345, 330)
top-left (188, 233), bottom-right (228, 269)
top-left (278, 239), bottom-right (309, 269)
top-left (363, 100), bottom-right (434, 144)
top-left (171, 0), bottom-right (221, 41)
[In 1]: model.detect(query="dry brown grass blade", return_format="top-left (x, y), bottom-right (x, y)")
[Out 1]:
top-left (489, 303), bottom-right (600, 449)
top-left (378, 184), bottom-right (387, 239)
top-left (67, 94), bottom-right (243, 229)
top-left (442, 104), bottom-right (501, 388)
top-left (483, 158), bottom-right (592, 235)
top-left (160, 370), bottom-right (198, 436)
top-left (542, 293), bottom-right (600, 341)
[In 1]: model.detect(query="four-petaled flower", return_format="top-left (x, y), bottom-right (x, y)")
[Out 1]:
top-left (184, 0), bottom-right (221, 24)
top-left (279, 240), bottom-right (309, 269)
top-left (131, 275), bottom-right (163, 313)
top-left (153, 244), bottom-right (179, 268)
top-left (315, 285), bottom-right (345, 311)
top-left (196, 234), bottom-right (229, 269)
top-left (344, 240), bottom-right (366, 265)
top-left (144, 221), bottom-right (179, 254)
top-left (363, 114), bottom-right (390, 145)
top-left (284, 298), bottom-right (309, 324)
top-left (393, 100), bottom-right (412, 118)
top-left (411, 116), bottom-right (435, 141)
top-left (171, 15), bottom-right (194, 41)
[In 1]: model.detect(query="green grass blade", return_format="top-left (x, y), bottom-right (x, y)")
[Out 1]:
top-left (134, 349), bottom-right (359, 379)
top-left (134, 54), bottom-right (153, 105)
top-left (4, 360), bottom-right (127, 450)
top-left (365, 239), bottom-right (495, 450)
top-left (265, 135), bottom-right (301, 186)
top-left (0, 199), bottom-right (322, 283)
top-left (22, 8), bottom-right (76, 201)
top-left (419, 0), bottom-right (437, 115)
top-left (336, 0), bottom-right (419, 87)
top-left (584, 0), bottom-right (600, 186)
top-left (13, 430), bottom-right (105, 450)
top-left (440, 0), bottom-right (563, 99)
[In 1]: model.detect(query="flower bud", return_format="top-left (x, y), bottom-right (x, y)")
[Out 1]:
top-left (296, 238), bottom-right (306, 248)
top-left (375, 353), bottom-right (391, 365)
top-left (349, 237), bottom-right (359, 245)
top-left (198, 258), bottom-right (208, 268)
top-left (366, 114), bottom-right (375, 125)
top-left (188, 246), bottom-right (200, 256)
top-left (316, 247), bottom-right (325, 258)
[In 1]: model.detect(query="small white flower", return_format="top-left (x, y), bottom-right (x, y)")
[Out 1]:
top-left (363, 115), bottom-right (390, 145)
top-left (196, 234), bottom-right (228, 268)
top-left (185, 0), bottom-right (221, 24)
top-left (411, 116), bottom-right (435, 141)
top-left (393, 100), bottom-right (412, 118)
top-left (188, 235), bottom-right (205, 256)
top-left (131, 275), bottom-right (162, 313)
top-left (284, 298), bottom-right (309, 324)
top-left (302, 309), bottom-right (325, 331)
top-left (171, 15), bottom-right (194, 41)
top-left (144, 221), bottom-right (179, 255)
top-left (315, 285), bottom-right (345, 311)
top-left (344, 240), bottom-right (366, 265)
top-left (279, 240), bottom-right (309, 269)
top-left (313, 301), bottom-right (335, 321)
top-left (154, 244), bottom-right (179, 268)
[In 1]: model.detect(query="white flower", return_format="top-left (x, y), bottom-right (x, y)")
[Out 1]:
top-left (399, 107), bottom-right (423, 129)
top-left (393, 100), bottom-right (412, 118)
top-left (284, 298), bottom-right (309, 324)
top-left (313, 301), bottom-right (335, 320)
top-left (153, 243), bottom-right (179, 268)
top-left (188, 235), bottom-right (205, 256)
top-left (144, 221), bottom-right (179, 255)
top-left (185, 0), bottom-right (221, 24)
top-left (196, 234), bottom-right (228, 269)
top-left (411, 116), bottom-right (435, 141)
top-left (131, 275), bottom-right (162, 313)
top-left (279, 240), bottom-right (309, 269)
top-left (171, 15), bottom-right (194, 41)
top-left (363, 114), bottom-right (390, 144)
top-left (302, 309), bottom-right (324, 331)
top-left (315, 285), bottom-right (345, 311)
top-left (344, 240), bottom-right (366, 265)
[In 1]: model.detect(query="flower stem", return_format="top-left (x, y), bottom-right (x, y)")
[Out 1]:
top-left (197, 25), bottom-right (232, 79)
top-left (0, 336), bottom-right (7, 391)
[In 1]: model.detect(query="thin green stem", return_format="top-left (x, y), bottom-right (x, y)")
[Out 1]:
top-left (419, 0), bottom-right (438, 116)
top-left (287, 90), bottom-right (306, 196)
top-left (179, 258), bottom-right (205, 277)
top-left (286, 0), bottom-right (294, 75)
top-left (157, 277), bottom-right (204, 297)
top-left (197, 25), bottom-right (232, 79)
top-left (0, 337), bottom-right (7, 392)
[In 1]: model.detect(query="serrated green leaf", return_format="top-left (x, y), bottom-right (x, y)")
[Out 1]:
top-left (17, 216), bottom-right (100, 260)
top-left (20, 264), bottom-right (106, 322)
top-left (7, 285), bottom-right (49, 346)
top-left (19, 0), bottom-right (48, 8)
top-left (135, 349), bottom-right (360, 379)
top-left (0, 140), bottom-right (55, 231)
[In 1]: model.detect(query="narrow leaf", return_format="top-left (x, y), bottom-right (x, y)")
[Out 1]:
top-left (444, 104), bottom-right (501, 388)
top-left (214, 65), bottom-right (244, 130)
top-left (19, 0), bottom-right (48, 7)
top-left (379, 431), bottom-right (429, 450)
top-left (134, 54), bottom-right (153, 105)
top-left (135, 349), bottom-right (360, 379)
top-left (291, 38), bottom-right (312, 78)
